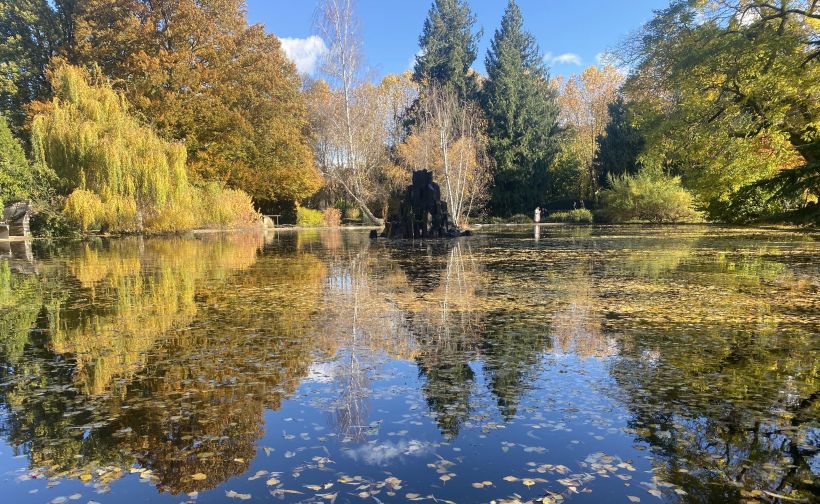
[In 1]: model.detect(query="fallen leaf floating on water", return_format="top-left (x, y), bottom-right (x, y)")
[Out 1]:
top-left (266, 477), bottom-right (280, 486)
top-left (191, 473), bottom-right (207, 481)
top-left (225, 490), bottom-right (252, 500)
top-left (247, 470), bottom-right (267, 481)
top-left (628, 496), bottom-right (641, 503)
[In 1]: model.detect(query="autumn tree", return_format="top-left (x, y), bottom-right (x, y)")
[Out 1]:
top-left (622, 0), bottom-right (819, 223)
top-left (31, 65), bottom-right (257, 232)
top-left (311, 2), bottom-right (418, 223)
top-left (70, 0), bottom-right (320, 204)
top-left (558, 64), bottom-right (624, 201)
top-left (398, 85), bottom-right (491, 226)
top-left (482, 0), bottom-right (561, 216)
top-left (413, 0), bottom-right (482, 100)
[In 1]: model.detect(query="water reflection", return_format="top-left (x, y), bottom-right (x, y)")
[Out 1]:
top-left (0, 226), bottom-right (816, 502)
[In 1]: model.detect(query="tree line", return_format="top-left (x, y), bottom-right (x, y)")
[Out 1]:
top-left (1, 0), bottom-right (817, 234)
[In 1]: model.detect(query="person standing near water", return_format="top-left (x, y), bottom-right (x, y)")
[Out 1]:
top-left (534, 207), bottom-right (541, 223)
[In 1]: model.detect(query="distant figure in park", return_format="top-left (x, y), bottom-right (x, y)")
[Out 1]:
top-left (573, 201), bottom-right (577, 209)
top-left (534, 207), bottom-right (541, 223)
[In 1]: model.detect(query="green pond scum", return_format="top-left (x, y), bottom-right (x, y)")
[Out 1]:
top-left (0, 226), bottom-right (817, 503)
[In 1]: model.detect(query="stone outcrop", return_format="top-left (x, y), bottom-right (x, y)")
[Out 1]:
top-left (2, 200), bottom-right (31, 237)
top-left (382, 170), bottom-right (468, 239)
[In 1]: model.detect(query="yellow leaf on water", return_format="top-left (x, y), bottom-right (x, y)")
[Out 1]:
top-left (627, 496), bottom-right (641, 503)
top-left (503, 476), bottom-right (519, 482)
top-left (79, 474), bottom-right (92, 482)
top-left (191, 473), bottom-right (207, 481)
top-left (266, 477), bottom-right (280, 486)
top-left (305, 485), bottom-right (322, 491)
top-left (522, 478), bottom-right (536, 487)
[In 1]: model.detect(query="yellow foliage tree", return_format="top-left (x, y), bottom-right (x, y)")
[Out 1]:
top-left (31, 64), bottom-right (257, 232)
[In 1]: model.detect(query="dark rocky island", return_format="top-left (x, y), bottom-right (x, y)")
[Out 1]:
top-left (382, 170), bottom-right (470, 239)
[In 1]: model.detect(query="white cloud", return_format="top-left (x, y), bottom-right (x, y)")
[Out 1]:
top-left (544, 52), bottom-right (582, 66)
top-left (344, 440), bottom-right (435, 466)
top-left (279, 35), bottom-right (328, 75)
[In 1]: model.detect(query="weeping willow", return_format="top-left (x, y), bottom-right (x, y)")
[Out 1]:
top-left (31, 65), bottom-right (257, 232)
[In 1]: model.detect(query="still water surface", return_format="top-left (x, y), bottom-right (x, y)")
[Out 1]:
top-left (0, 226), bottom-right (817, 503)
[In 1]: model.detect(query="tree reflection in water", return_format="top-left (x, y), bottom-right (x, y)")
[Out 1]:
top-left (0, 226), bottom-right (816, 502)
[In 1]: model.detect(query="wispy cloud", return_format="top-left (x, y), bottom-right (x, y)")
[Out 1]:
top-left (280, 35), bottom-right (328, 75)
top-left (344, 440), bottom-right (434, 466)
top-left (544, 52), bottom-right (582, 66)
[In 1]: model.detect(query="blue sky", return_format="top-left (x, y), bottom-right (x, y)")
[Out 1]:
top-left (246, 0), bottom-right (670, 79)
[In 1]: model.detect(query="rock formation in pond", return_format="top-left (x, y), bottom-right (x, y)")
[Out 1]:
top-left (382, 170), bottom-right (469, 239)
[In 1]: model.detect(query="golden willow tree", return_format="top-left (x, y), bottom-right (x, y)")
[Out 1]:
top-left (31, 65), bottom-right (257, 232)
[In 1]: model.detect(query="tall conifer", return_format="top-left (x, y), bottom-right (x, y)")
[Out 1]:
top-left (413, 0), bottom-right (481, 100)
top-left (482, 0), bottom-right (560, 216)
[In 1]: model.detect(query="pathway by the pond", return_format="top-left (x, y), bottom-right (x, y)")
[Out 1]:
top-left (0, 226), bottom-right (817, 503)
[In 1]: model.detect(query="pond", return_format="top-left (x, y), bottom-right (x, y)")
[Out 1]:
top-left (0, 226), bottom-right (817, 504)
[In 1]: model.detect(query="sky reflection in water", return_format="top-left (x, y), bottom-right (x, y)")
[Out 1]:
top-left (0, 226), bottom-right (817, 503)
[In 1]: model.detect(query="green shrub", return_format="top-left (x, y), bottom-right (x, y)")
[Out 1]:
top-left (323, 207), bottom-right (342, 227)
top-left (296, 207), bottom-right (324, 227)
top-left (600, 170), bottom-right (700, 223)
top-left (547, 209), bottom-right (593, 223)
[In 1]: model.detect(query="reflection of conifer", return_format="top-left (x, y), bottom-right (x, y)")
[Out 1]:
top-left (387, 241), bottom-right (484, 437)
top-left (416, 348), bottom-right (475, 438)
top-left (480, 322), bottom-right (549, 419)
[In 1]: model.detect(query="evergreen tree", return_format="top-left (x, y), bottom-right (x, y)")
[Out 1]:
top-left (482, 0), bottom-right (560, 216)
top-left (413, 0), bottom-right (481, 100)
top-left (594, 97), bottom-right (644, 188)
